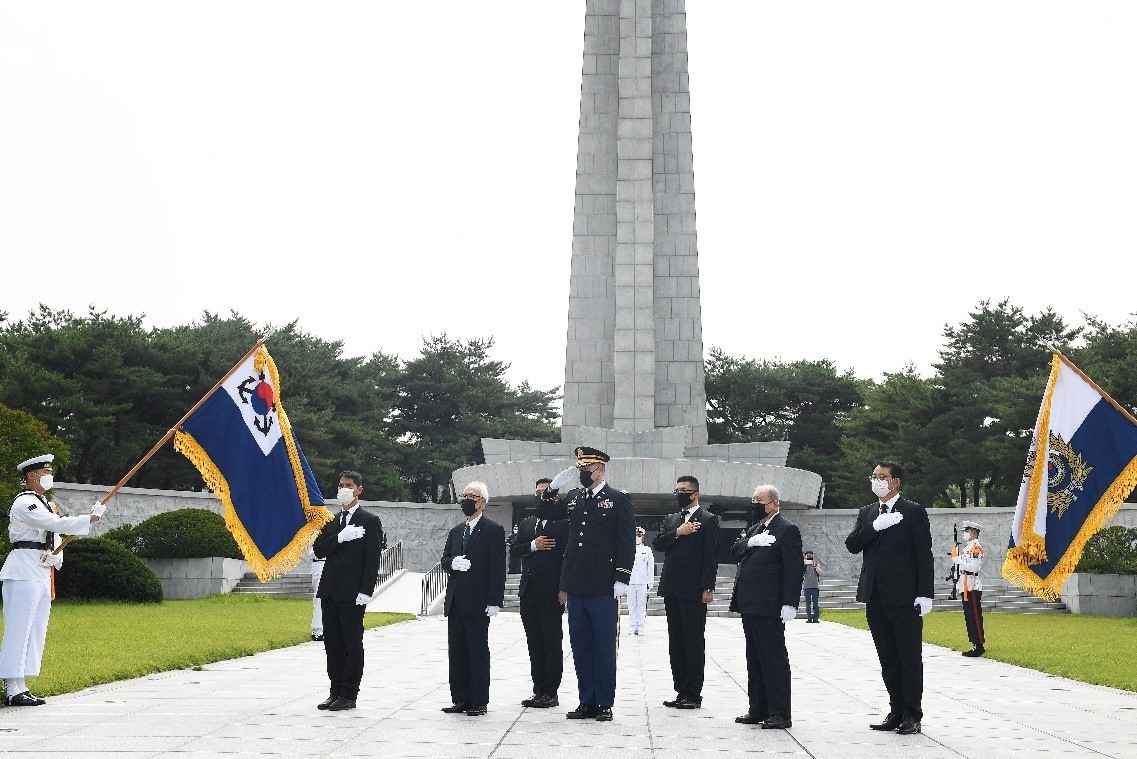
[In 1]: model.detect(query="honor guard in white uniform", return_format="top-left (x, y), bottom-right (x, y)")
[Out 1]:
top-left (627, 527), bottom-right (654, 635)
top-left (950, 520), bottom-right (985, 657)
top-left (1, 455), bottom-right (104, 706)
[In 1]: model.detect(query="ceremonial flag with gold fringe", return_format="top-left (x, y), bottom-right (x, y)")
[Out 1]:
top-left (174, 345), bottom-right (333, 580)
top-left (1003, 352), bottom-right (1137, 600)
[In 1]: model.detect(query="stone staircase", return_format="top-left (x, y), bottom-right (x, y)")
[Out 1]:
top-left (501, 574), bottom-right (1068, 618)
top-left (232, 572), bottom-right (314, 598)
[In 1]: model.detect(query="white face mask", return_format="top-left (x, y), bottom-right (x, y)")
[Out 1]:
top-left (38, 474), bottom-right (54, 491)
top-left (871, 478), bottom-right (892, 498)
top-left (337, 487), bottom-right (356, 506)
top-left (637, 537), bottom-right (643, 544)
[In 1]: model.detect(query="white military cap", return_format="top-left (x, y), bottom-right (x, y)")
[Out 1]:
top-left (16, 454), bottom-right (54, 475)
top-left (961, 520), bottom-right (982, 532)
top-left (635, 527), bottom-right (646, 536)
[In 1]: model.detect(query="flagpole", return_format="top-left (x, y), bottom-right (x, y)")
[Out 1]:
top-left (1055, 351), bottom-right (1137, 428)
top-left (53, 328), bottom-right (279, 554)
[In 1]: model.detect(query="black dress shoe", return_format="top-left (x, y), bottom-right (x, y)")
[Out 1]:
top-left (521, 695), bottom-right (541, 707)
top-left (566, 704), bottom-right (599, 719)
top-left (595, 706), bottom-right (613, 721)
top-left (466, 705), bottom-right (487, 716)
top-left (735, 712), bottom-right (766, 725)
top-left (897, 718), bottom-right (921, 735)
top-left (327, 697), bottom-right (356, 711)
top-left (761, 715), bottom-right (792, 729)
top-left (317, 692), bottom-right (340, 710)
top-left (442, 702), bottom-right (470, 713)
top-left (962, 647), bottom-right (985, 657)
top-left (311, 632), bottom-right (324, 641)
top-left (674, 697), bottom-right (701, 709)
top-left (5, 691), bottom-right (43, 707)
top-left (531, 694), bottom-right (558, 708)
top-left (870, 713), bottom-right (902, 730)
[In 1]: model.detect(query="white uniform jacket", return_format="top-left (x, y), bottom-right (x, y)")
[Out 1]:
top-left (1, 492), bottom-right (92, 583)
top-left (630, 543), bottom-right (654, 587)
top-left (953, 538), bottom-right (984, 595)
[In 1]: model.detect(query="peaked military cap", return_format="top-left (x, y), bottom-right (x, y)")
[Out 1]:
top-left (635, 526), bottom-right (646, 536)
top-left (574, 446), bottom-right (610, 468)
top-left (961, 520), bottom-right (982, 532)
top-left (16, 454), bottom-right (54, 476)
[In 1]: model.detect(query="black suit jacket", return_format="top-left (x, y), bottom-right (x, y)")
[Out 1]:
top-left (557, 483), bottom-right (636, 596)
top-left (652, 505), bottom-right (720, 600)
top-left (845, 497), bottom-right (935, 605)
top-left (313, 506), bottom-right (383, 602)
top-left (442, 515), bottom-right (507, 616)
top-left (510, 515), bottom-right (568, 599)
top-left (729, 513), bottom-right (804, 616)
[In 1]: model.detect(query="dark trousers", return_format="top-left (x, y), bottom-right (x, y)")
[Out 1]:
top-left (741, 614), bottom-right (791, 719)
top-left (519, 590), bottom-right (564, 697)
top-left (322, 598), bottom-right (366, 699)
top-left (566, 593), bottom-right (618, 708)
top-left (962, 590), bottom-right (985, 648)
top-left (803, 588), bottom-right (820, 621)
top-left (865, 600), bottom-right (924, 720)
top-left (447, 611), bottom-right (491, 707)
top-left (664, 597), bottom-right (707, 700)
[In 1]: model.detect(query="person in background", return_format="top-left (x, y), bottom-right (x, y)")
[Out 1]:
top-left (627, 526), bottom-right (654, 635)
top-left (951, 521), bottom-right (985, 657)
top-left (802, 550), bottom-right (822, 623)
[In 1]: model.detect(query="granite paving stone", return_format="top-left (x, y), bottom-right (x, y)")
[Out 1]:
top-left (0, 613), bottom-right (1134, 758)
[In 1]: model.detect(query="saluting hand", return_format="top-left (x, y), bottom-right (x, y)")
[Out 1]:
top-left (676, 521), bottom-right (700, 536)
top-left (534, 536), bottom-right (557, 550)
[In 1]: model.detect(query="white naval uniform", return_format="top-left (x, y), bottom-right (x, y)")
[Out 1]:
top-left (953, 538), bottom-right (984, 595)
top-left (0, 492), bottom-right (92, 679)
top-left (307, 548), bottom-right (325, 634)
top-left (627, 542), bottom-right (655, 634)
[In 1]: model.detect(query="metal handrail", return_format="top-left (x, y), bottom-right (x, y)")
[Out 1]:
top-left (377, 541), bottom-right (404, 587)
top-left (420, 560), bottom-right (448, 616)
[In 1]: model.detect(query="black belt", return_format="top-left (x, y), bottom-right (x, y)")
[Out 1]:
top-left (962, 570), bottom-right (978, 576)
top-left (12, 541), bottom-right (48, 550)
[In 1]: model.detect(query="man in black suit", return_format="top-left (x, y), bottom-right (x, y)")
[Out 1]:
top-left (730, 484), bottom-right (803, 730)
top-left (313, 470), bottom-right (383, 711)
top-left (550, 446), bottom-right (635, 722)
top-left (653, 475), bottom-right (719, 710)
top-left (441, 481), bottom-right (507, 717)
top-left (510, 477), bottom-right (567, 708)
top-left (845, 460), bottom-right (935, 736)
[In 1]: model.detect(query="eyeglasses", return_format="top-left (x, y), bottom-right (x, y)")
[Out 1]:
top-left (461, 493), bottom-right (483, 501)
top-left (869, 476), bottom-right (892, 482)
top-left (672, 489), bottom-right (697, 495)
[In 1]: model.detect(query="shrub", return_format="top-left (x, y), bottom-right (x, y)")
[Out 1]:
top-left (133, 508), bottom-right (242, 559)
top-left (55, 538), bottom-right (163, 602)
top-left (102, 522), bottom-right (141, 553)
top-left (1075, 526), bottom-right (1137, 575)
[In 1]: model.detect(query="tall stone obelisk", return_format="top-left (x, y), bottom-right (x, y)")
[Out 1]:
top-left (561, 0), bottom-right (708, 450)
top-left (456, 0), bottom-right (822, 510)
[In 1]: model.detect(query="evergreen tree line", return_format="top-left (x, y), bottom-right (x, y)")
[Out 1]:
top-left (2, 300), bottom-right (1135, 508)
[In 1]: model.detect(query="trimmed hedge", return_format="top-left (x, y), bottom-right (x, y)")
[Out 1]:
top-left (55, 538), bottom-right (163, 602)
top-left (1075, 526), bottom-right (1137, 575)
top-left (131, 509), bottom-right (242, 559)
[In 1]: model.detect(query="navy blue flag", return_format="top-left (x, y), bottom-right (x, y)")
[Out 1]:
top-left (175, 345), bottom-right (332, 580)
top-left (1004, 352), bottom-right (1137, 600)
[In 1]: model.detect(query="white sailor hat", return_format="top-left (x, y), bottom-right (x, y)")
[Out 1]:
top-left (635, 526), bottom-right (646, 536)
top-left (961, 520), bottom-right (982, 532)
top-left (16, 454), bottom-right (54, 476)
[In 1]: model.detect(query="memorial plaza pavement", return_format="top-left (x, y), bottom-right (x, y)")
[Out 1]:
top-left (1, 611), bottom-right (1135, 758)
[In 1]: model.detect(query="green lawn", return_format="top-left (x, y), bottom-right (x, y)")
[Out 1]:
top-left (824, 609), bottom-right (1137, 692)
top-left (1, 595), bottom-right (414, 698)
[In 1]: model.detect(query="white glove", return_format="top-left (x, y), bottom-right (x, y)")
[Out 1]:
top-left (355, 593), bottom-right (372, 605)
top-left (485, 605), bottom-right (500, 617)
top-left (747, 533), bottom-right (776, 548)
top-left (780, 605), bottom-right (797, 623)
top-left (338, 524), bottom-right (366, 543)
top-left (39, 550), bottom-right (63, 569)
top-left (91, 502), bottom-right (107, 517)
top-left (914, 597), bottom-right (933, 616)
top-left (613, 581), bottom-right (629, 598)
top-left (451, 556), bottom-right (471, 571)
top-left (872, 511), bottom-right (904, 531)
top-left (549, 466), bottom-right (577, 491)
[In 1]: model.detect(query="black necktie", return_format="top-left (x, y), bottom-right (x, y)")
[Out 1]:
top-left (879, 503), bottom-right (889, 515)
top-left (463, 523), bottom-right (471, 552)
top-left (341, 511), bottom-right (348, 527)
top-left (681, 510), bottom-right (691, 522)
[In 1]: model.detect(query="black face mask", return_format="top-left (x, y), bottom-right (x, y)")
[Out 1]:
top-left (459, 498), bottom-right (477, 517)
top-left (535, 500), bottom-right (567, 522)
top-left (579, 469), bottom-right (594, 488)
top-left (675, 492), bottom-right (695, 509)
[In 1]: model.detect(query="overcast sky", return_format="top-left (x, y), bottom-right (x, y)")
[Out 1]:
top-left (3, 1), bottom-right (1135, 403)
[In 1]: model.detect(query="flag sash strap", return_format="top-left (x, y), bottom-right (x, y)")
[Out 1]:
top-left (174, 346), bottom-right (332, 581)
top-left (1002, 352), bottom-right (1137, 601)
